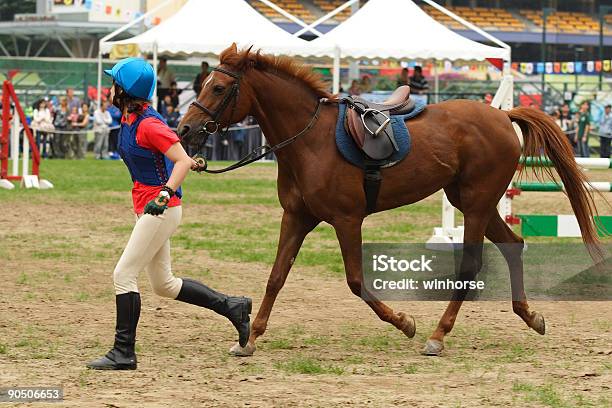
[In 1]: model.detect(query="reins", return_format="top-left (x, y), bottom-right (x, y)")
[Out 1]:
top-left (188, 65), bottom-right (326, 174)
top-left (193, 98), bottom-right (324, 174)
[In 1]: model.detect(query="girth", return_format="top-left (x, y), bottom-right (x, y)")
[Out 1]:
top-left (338, 94), bottom-right (416, 215)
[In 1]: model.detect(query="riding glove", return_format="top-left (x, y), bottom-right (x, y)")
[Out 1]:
top-left (143, 193), bottom-right (170, 215)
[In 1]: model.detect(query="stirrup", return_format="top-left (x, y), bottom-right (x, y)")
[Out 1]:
top-left (361, 108), bottom-right (391, 137)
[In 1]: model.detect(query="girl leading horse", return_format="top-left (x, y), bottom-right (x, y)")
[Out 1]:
top-left (178, 44), bottom-right (604, 357)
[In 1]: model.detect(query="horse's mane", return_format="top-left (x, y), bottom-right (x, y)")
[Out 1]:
top-left (219, 46), bottom-right (332, 99)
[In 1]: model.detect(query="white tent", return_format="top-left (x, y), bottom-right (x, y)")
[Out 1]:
top-left (100, 0), bottom-right (324, 56)
top-left (310, 0), bottom-right (509, 61)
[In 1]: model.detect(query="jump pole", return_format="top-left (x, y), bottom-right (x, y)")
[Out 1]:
top-left (520, 156), bottom-right (612, 170)
top-left (514, 181), bottom-right (612, 192)
top-left (0, 80), bottom-right (53, 189)
top-left (507, 156), bottom-right (612, 238)
top-left (519, 214), bottom-right (612, 238)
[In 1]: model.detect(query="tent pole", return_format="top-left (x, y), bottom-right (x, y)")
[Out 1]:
top-left (293, 0), bottom-right (359, 37)
top-left (152, 42), bottom-right (158, 110)
top-left (97, 49), bottom-right (103, 109)
top-left (333, 47), bottom-right (341, 94)
top-left (258, 0), bottom-right (324, 37)
top-left (433, 59), bottom-right (439, 104)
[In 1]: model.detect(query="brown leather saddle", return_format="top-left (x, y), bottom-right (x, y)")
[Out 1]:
top-left (344, 86), bottom-right (415, 160)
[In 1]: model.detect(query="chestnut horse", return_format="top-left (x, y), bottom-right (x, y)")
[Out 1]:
top-left (178, 44), bottom-right (602, 356)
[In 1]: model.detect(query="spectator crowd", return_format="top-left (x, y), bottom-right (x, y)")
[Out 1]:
top-left (550, 101), bottom-right (612, 159)
top-left (6, 59), bottom-right (260, 162)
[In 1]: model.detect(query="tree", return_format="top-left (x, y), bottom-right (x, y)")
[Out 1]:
top-left (0, 0), bottom-right (36, 22)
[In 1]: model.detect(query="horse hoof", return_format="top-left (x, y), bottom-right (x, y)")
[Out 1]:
top-left (531, 312), bottom-right (545, 335)
top-left (397, 312), bottom-right (416, 338)
top-left (421, 339), bottom-right (444, 356)
top-left (229, 342), bottom-right (256, 357)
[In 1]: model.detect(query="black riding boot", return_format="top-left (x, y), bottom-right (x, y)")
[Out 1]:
top-left (87, 292), bottom-right (140, 370)
top-left (176, 278), bottom-right (252, 347)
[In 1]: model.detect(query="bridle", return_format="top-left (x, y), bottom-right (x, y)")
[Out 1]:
top-left (189, 66), bottom-right (242, 145)
top-left (186, 65), bottom-right (325, 174)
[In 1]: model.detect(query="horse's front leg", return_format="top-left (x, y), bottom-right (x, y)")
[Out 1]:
top-left (333, 217), bottom-right (416, 338)
top-left (229, 209), bottom-right (319, 356)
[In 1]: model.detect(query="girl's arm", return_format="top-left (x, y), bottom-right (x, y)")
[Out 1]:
top-left (162, 142), bottom-right (197, 192)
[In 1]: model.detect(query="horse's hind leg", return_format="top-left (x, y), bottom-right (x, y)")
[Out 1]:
top-left (334, 217), bottom-right (416, 338)
top-left (485, 214), bottom-right (545, 335)
top-left (229, 209), bottom-right (319, 356)
top-left (423, 184), bottom-right (498, 356)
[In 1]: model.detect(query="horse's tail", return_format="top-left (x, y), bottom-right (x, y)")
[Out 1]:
top-left (507, 106), bottom-right (605, 263)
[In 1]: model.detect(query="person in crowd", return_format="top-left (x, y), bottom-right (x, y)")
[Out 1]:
top-left (397, 68), bottom-right (410, 87)
top-left (598, 104), bottom-right (612, 159)
top-left (163, 104), bottom-right (181, 129)
top-left (559, 103), bottom-right (576, 148)
top-left (32, 99), bottom-right (55, 158)
top-left (193, 61), bottom-right (210, 96)
top-left (229, 118), bottom-right (249, 160)
top-left (552, 109), bottom-right (562, 129)
top-left (67, 106), bottom-right (79, 158)
top-left (93, 100), bottom-right (112, 160)
top-left (107, 101), bottom-right (122, 159)
top-left (409, 66), bottom-right (429, 95)
top-left (72, 103), bottom-right (90, 159)
top-left (86, 57), bottom-right (251, 371)
top-left (156, 57), bottom-right (175, 110)
top-left (52, 97), bottom-right (70, 158)
top-left (160, 95), bottom-right (173, 117)
top-left (348, 80), bottom-right (361, 96)
top-left (359, 75), bottom-right (373, 93)
top-left (576, 101), bottom-right (591, 157)
top-left (168, 81), bottom-right (182, 108)
top-left (66, 87), bottom-right (81, 113)
top-left (572, 111), bottom-right (581, 155)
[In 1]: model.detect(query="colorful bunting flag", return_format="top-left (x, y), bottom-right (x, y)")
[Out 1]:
top-left (545, 62), bottom-right (553, 74)
top-left (587, 61), bottom-right (594, 72)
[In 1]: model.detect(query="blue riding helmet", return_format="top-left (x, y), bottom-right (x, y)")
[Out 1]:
top-left (104, 57), bottom-right (156, 100)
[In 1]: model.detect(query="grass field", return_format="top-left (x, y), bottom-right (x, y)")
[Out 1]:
top-left (0, 158), bottom-right (610, 407)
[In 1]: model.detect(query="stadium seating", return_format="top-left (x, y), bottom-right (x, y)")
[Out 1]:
top-left (249, 0), bottom-right (316, 23)
top-left (422, 6), bottom-right (525, 32)
top-left (312, 0), bottom-right (355, 22)
top-left (520, 10), bottom-right (601, 34)
top-left (245, 1), bottom-right (611, 35)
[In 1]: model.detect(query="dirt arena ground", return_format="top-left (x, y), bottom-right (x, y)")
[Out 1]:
top-left (0, 160), bottom-right (610, 407)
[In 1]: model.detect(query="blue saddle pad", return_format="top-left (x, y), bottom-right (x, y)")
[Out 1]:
top-left (335, 100), bottom-right (426, 169)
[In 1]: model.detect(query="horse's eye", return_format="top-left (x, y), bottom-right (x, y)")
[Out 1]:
top-left (213, 85), bottom-right (225, 95)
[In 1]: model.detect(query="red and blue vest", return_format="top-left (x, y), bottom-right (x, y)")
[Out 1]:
top-left (117, 106), bottom-right (183, 198)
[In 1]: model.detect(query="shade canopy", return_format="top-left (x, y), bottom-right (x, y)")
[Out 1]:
top-left (100, 0), bottom-right (321, 56)
top-left (310, 0), bottom-right (509, 61)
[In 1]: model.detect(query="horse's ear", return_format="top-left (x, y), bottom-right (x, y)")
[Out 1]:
top-left (220, 43), bottom-right (239, 64)
top-left (237, 46), bottom-right (255, 70)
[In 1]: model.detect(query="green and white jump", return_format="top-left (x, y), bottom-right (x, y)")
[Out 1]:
top-left (519, 214), bottom-right (612, 238)
top-left (514, 156), bottom-right (611, 238)
top-left (520, 156), bottom-right (612, 170)
top-left (514, 181), bottom-right (612, 193)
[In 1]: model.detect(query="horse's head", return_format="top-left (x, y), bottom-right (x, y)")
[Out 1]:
top-left (178, 43), bottom-right (254, 151)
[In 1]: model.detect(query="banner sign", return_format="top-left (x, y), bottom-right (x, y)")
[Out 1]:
top-left (513, 60), bottom-right (612, 75)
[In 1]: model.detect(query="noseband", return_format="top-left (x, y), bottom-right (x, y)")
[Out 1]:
top-left (190, 66), bottom-right (242, 137)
